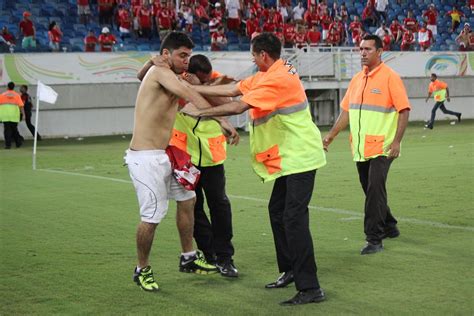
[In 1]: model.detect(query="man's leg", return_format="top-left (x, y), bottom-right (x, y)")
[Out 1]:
top-left (283, 170), bottom-right (320, 291)
top-left (136, 221), bottom-right (158, 268)
top-left (439, 104), bottom-right (461, 120)
top-left (193, 180), bottom-right (215, 262)
top-left (11, 123), bottom-right (22, 147)
top-left (427, 101), bottom-right (442, 128)
top-left (4, 122), bottom-right (13, 148)
top-left (176, 197), bottom-right (196, 253)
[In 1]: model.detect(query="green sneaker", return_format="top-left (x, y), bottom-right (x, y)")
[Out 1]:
top-left (133, 266), bottom-right (160, 292)
top-left (179, 251), bottom-right (219, 274)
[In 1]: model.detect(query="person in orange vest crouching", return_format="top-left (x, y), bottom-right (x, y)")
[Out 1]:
top-left (181, 32), bottom-right (327, 306)
top-left (170, 54), bottom-right (240, 277)
top-left (0, 82), bottom-right (25, 149)
top-left (324, 34), bottom-right (410, 255)
top-left (424, 73), bottom-right (461, 129)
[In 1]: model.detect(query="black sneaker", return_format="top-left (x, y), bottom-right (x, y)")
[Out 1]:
top-left (179, 251), bottom-right (219, 274)
top-left (424, 124), bottom-right (433, 130)
top-left (280, 288), bottom-right (326, 306)
top-left (457, 114), bottom-right (462, 122)
top-left (382, 227), bottom-right (400, 239)
top-left (360, 242), bottom-right (383, 255)
top-left (216, 260), bottom-right (239, 278)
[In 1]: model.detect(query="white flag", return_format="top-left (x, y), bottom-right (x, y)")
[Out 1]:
top-left (37, 81), bottom-right (58, 104)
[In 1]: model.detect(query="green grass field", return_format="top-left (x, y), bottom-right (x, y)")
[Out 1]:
top-left (1, 120), bottom-right (473, 315)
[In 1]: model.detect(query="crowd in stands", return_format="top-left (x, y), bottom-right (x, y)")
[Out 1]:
top-left (0, 0), bottom-right (473, 53)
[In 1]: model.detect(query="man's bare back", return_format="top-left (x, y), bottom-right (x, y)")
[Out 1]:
top-left (130, 66), bottom-right (180, 150)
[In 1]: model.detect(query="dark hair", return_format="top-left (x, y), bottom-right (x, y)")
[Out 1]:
top-left (431, 73), bottom-right (437, 78)
top-left (362, 34), bottom-right (383, 50)
top-left (21, 84), bottom-right (28, 91)
top-left (251, 32), bottom-right (281, 60)
top-left (188, 54), bottom-right (212, 75)
top-left (160, 31), bottom-right (194, 54)
top-left (49, 21), bottom-right (56, 31)
top-left (7, 82), bottom-right (15, 90)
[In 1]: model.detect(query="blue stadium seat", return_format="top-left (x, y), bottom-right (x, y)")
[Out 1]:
top-left (137, 43), bottom-right (151, 51)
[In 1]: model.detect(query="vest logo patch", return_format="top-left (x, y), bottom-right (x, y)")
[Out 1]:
top-left (370, 88), bottom-right (381, 94)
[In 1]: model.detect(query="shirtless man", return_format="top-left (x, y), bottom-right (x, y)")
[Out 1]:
top-left (125, 31), bottom-right (220, 292)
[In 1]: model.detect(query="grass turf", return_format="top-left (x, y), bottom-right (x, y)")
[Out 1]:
top-left (1, 120), bottom-right (473, 315)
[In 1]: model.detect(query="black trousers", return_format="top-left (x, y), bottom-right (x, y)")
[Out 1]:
top-left (428, 101), bottom-right (461, 128)
top-left (24, 108), bottom-right (40, 139)
top-left (193, 164), bottom-right (234, 263)
top-left (268, 170), bottom-right (320, 291)
top-left (356, 156), bottom-right (398, 244)
top-left (3, 122), bottom-right (23, 148)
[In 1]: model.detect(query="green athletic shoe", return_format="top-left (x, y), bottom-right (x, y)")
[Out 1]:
top-left (179, 251), bottom-right (219, 274)
top-left (133, 266), bottom-right (160, 292)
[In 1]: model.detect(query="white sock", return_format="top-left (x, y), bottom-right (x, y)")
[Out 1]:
top-left (136, 266), bottom-right (142, 273)
top-left (181, 250), bottom-right (196, 260)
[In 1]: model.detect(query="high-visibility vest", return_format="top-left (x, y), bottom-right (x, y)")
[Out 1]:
top-left (0, 90), bottom-right (23, 123)
top-left (239, 59), bottom-right (326, 182)
top-left (341, 62), bottom-right (411, 162)
top-left (429, 79), bottom-right (448, 102)
top-left (170, 112), bottom-right (227, 167)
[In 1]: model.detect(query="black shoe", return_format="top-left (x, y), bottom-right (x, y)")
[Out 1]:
top-left (424, 124), bottom-right (433, 130)
top-left (4, 146), bottom-right (11, 149)
top-left (457, 114), bottom-right (462, 122)
top-left (265, 271), bottom-right (294, 289)
top-left (382, 227), bottom-right (400, 239)
top-left (280, 288), bottom-right (326, 306)
top-left (216, 260), bottom-right (239, 278)
top-left (360, 242), bottom-right (383, 255)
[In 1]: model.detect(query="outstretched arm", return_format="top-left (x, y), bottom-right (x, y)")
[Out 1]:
top-left (182, 100), bottom-right (250, 117)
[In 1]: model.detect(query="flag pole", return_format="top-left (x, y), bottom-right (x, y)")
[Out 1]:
top-left (33, 82), bottom-right (40, 170)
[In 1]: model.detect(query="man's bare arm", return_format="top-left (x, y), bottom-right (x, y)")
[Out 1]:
top-left (191, 83), bottom-right (242, 97)
top-left (182, 100), bottom-right (250, 117)
top-left (137, 55), bottom-right (170, 81)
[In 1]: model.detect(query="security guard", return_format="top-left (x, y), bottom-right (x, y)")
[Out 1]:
top-left (0, 82), bottom-right (25, 149)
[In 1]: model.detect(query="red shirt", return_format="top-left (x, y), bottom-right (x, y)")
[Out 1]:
top-left (362, 6), bottom-right (373, 20)
top-left (423, 10), bottom-right (438, 25)
top-left (320, 14), bottom-right (332, 30)
top-left (326, 31), bottom-right (340, 45)
top-left (284, 24), bottom-right (296, 43)
top-left (306, 30), bottom-right (321, 44)
top-left (158, 9), bottom-right (172, 29)
top-left (84, 35), bottom-right (98, 52)
top-left (48, 28), bottom-right (61, 43)
top-left (304, 11), bottom-right (319, 27)
top-left (138, 7), bottom-right (152, 28)
top-left (382, 35), bottom-right (391, 51)
top-left (211, 8), bottom-right (223, 20)
top-left (294, 32), bottom-right (307, 46)
top-left (98, 33), bottom-right (116, 52)
top-left (246, 18), bottom-right (258, 37)
top-left (19, 20), bottom-right (35, 37)
top-left (77, 0), bottom-right (89, 5)
top-left (118, 9), bottom-right (132, 29)
top-left (98, 0), bottom-right (114, 11)
top-left (390, 21), bottom-right (403, 36)
top-left (262, 21), bottom-right (276, 32)
top-left (350, 21), bottom-right (362, 38)
top-left (402, 32), bottom-right (414, 45)
top-left (404, 17), bottom-right (418, 32)
top-left (2, 32), bottom-right (15, 43)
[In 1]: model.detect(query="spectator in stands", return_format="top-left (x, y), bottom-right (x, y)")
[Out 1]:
top-left (294, 25), bottom-right (307, 49)
top-left (374, 0), bottom-right (388, 24)
top-left (211, 26), bottom-right (228, 51)
top-left (400, 29), bottom-right (415, 51)
top-left (445, 6), bottom-right (465, 33)
top-left (20, 85), bottom-right (41, 141)
top-left (349, 16), bottom-right (363, 46)
top-left (390, 19), bottom-right (403, 45)
top-left (84, 29), bottom-right (98, 52)
top-left (326, 25), bottom-right (340, 46)
top-left (375, 21), bottom-right (391, 40)
top-left (329, 16), bottom-right (345, 46)
top-left (77, 0), bottom-right (91, 25)
top-left (182, 3), bottom-right (194, 33)
top-left (98, 27), bottom-right (116, 52)
top-left (362, 3), bottom-right (376, 29)
top-left (284, 21), bottom-right (297, 48)
top-left (117, 5), bottom-right (132, 40)
top-left (19, 11), bottom-right (36, 51)
top-left (455, 23), bottom-right (472, 51)
top-left (317, 0), bottom-right (328, 15)
top-left (226, 0), bottom-right (242, 33)
top-left (418, 21), bottom-right (433, 51)
top-left (307, 23), bottom-right (321, 45)
top-left (274, 26), bottom-right (285, 44)
top-left (246, 13), bottom-right (259, 38)
top-left (422, 4), bottom-right (438, 38)
top-left (339, 3), bottom-right (349, 23)
top-left (0, 27), bottom-right (15, 53)
top-left (138, 3), bottom-right (153, 39)
top-left (209, 16), bottom-right (221, 35)
top-left (292, 1), bottom-right (305, 24)
top-left (98, 0), bottom-right (115, 26)
top-left (304, 4), bottom-right (319, 28)
top-left (48, 21), bottom-right (62, 52)
top-left (382, 29), bottom-right (393, 51)
top-left (403, 10), bottom-right (418, 34)
top-left (195, 2), bottom-right (210, 30)
top-left (319, 8), bottom-right (332, 41)
top-left (278, 4), bottom-right (290, 23)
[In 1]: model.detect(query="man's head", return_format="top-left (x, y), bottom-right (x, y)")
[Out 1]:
top-left (160, 31), bottom-right (194, 74)
top-left (23, 11), bottom-right (31, 20)
top-left (251, 32), bottom-right (281, 71)
top-left (7, 82), bottom-right (15, 90)
top-left (430, 73), bottom-right (437, 82)
top-left (359, 34), bottom-right (383, 70)
top-left (353, 15), bottom-right (359, 22)
top-left (20, 85), bottom-right (28, 93)
top-left (102, 27), bottom-right (110, 34)
top-left (188, 54), bottom-right (212, 83)
top-left (88, 29), bottom-right (95, 36)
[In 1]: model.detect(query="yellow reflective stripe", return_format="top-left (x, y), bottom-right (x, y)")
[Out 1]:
top-left (252, 100), bottom-right (309, 127)
top-left (349, 103), bottom-right (397, 113)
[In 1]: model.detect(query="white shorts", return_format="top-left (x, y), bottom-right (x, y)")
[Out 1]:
top-left (322, 30), bottom-right (328, 40)
top-left (125, 149), bottom-right (195, 224)
top-left (427, 24), bottom-right (437, 36)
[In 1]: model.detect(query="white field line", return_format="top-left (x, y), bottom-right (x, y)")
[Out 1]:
top-left (37, 168), bottom-right (474, 232)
